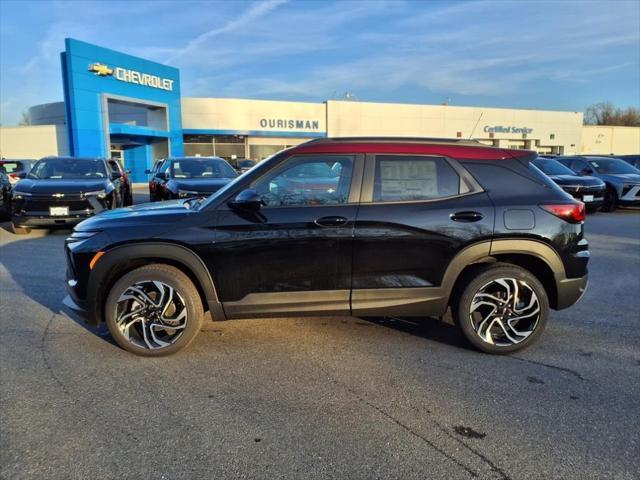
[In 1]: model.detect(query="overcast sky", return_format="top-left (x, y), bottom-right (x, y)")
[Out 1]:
top-left (1, 0), bottom-right (639, 125)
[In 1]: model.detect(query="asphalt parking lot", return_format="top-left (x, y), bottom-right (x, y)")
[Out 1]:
top-left (1, 189), bottom-right (639, 480)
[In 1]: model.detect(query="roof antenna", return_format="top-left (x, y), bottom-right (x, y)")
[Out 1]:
top-left (469, 112), bottom-right (484, 139)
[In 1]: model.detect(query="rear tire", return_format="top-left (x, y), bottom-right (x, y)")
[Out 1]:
top-left (11, 223), bottom-right (31, 235)
top-left (105, 264), bottom-right (204, 356)
top-left (601, 187), bottom-right (617, 212)
top-left (452, 264), bottom-right (549, 354)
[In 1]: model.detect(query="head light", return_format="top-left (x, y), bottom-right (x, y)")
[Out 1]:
top-left (11, 190), bottom-right (31, 200)
top-left (83, 189), bottom-right (107, 199)
top-left (178, 189), bottom-right (200, 198)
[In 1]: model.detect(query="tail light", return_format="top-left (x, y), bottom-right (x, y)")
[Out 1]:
top-left (8, 174), bottom-right (20, 184)
top-left (540, 202), bottom-right (585, 224)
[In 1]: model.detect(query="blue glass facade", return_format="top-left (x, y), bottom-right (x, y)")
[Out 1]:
top-left (60, 38), bottom-right (184, 182)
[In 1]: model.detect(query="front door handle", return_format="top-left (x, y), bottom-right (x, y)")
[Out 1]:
top-left (450, 211), bottom-right (483, 222)
top-left (315, 216), bottom-right (348, 227)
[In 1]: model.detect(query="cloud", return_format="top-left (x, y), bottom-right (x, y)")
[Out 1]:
top-left (165, 0), bottom-right (289, 64)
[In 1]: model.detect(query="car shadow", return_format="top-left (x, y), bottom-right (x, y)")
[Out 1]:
top-left (360, 315), bottom-right (469, 350)
top-left (0, 222), bottom-right (118, 348)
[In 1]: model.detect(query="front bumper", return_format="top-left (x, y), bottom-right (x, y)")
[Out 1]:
top-left (560, 186), bottom-right (605, 206)
top-left (11, 212), bottom-right (93, 228)
top-left (556, 274), bottom-right (588, 310)
top-left (618, 185), bottom-right (640, 206)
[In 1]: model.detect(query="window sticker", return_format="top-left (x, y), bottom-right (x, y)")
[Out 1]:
top-left (379, 160), bottom-right (437, 199)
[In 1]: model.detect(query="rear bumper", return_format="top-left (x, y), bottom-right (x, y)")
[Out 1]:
top-left (556, 274), bottom-right (588, 310)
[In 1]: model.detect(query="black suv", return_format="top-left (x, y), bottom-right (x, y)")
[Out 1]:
top-left (147, 156), bottom-right (238, 201)
top-left (11, 156), bottom-right (126, 234)
top-left (65, 138), bottom-right (589, 356)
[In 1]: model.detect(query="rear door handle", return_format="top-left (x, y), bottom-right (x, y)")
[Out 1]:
top-left (450, 211), bottom-right (484, 222)
top-left (315, 216), bottom-right (348, 227)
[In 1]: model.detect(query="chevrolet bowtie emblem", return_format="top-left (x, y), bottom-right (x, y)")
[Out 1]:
top-left (88, 63), bottom-right (113, 76)
top-left (52, 193), bottom-right (64, 198)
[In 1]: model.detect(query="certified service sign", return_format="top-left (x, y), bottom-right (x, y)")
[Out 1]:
top-left (88, 63), bottom-right (174, 91)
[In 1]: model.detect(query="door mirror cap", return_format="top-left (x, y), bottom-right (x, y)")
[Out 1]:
top-left (144, 169), bottom-right (152, 174)
top-left (230, 188), bottom-right (264, 213)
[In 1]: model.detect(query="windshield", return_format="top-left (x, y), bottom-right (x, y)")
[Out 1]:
top-left (532, 158), bottom-right (575, 176)
top-left (170, 158), bottom-right (237, 179)
top-left (588, 158), bottom-right (639, 174)
top-left (29, 158), bottom-right (107, 179)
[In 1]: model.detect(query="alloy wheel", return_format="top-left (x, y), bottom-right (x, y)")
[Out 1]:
top-left (114, 280), bottom-right (188, 350)
top-left (469, 277), bottom-right (540, 346)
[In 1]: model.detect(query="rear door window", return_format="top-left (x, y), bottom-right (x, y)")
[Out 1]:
top-left (373, 155), bottom-right (461, 202)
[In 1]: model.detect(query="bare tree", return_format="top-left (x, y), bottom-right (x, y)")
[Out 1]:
top-left (584, 102), bottom-right (640, 126)
top-left (18, 111), bottom-right (30, 126)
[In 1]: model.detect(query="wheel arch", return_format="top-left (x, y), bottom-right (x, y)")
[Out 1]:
top-left (88, 242), bottom-right (225, 326)
top-left (444, 239), bottom-right (565, 311)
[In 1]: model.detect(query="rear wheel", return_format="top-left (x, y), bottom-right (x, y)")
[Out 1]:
top-left (105, 264), bottom-right (203, 356)
top-left (601, 186), bottom-right (617, 212)
top-left (11, 223), bottom-right (31, 235)
top-left (452, 264), bottom-right (549, 354)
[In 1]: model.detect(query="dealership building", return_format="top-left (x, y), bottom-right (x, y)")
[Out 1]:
top-left (1, 39), bottom-right (638, 183)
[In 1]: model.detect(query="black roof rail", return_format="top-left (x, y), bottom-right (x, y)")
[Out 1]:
top-left (303, 136), bottom-right (484, 146)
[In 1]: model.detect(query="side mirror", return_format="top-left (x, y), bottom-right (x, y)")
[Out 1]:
top-left (111, 171), bottom-right (122, 180)
top-left (144, 169), bottom-right (151, 174)
top-left (230, 188), bottom-right (263, 213)
top-left (126, 169), bottom-right (131, 175)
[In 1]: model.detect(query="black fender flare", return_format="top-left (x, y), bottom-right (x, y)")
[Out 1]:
top-left (88, 242), bottom-right (225, 326)
top-left (440, 238), bottom-right (567, 308)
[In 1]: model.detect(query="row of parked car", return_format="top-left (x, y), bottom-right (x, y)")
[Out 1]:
top-left (1, 151), bottom-right (638, 235)
top-left (0, 156), bottom-right (255, 233)
top-left (533, 154), bottom-right (640, 212)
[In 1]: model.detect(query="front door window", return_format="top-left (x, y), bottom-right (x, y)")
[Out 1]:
top-left (252, 155), bottom-right (354, 207)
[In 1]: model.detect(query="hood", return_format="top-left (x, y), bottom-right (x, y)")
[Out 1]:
top-left (595, 173), bottom-right (640, 184)
top-left (168, 178), bottom-right (233, 193)
top-left (549, 175), bottom-right (604, 187)
top-left (13, 178), bottom-right (110, 194)
top-left (75, 199), bottom-right (194, 231)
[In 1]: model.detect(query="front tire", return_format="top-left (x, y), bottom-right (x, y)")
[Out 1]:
top-left (601, 186), bottom-right (617, 212)
top-left (11, 223), bottom-right (31, 235)
top-left (105, 264), bottom-right (204, 356)
top-left (452, 264), bottom-right (549, 354)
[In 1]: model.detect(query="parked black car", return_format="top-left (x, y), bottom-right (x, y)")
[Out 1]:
top-left (532, 157), bottom-right (605, 211)
top-left (145, 158), bottom-right (166, 202)
top-left (0, 170), bottom-right (11, 219)
top-left (108, 159), bottom-right (133, 206)
top-left (235, 158), bottom-right (257, 174)
top-left (148, 156), bottom-right (238, 201)
top-left (0, 159), bottom-right (36, 186)
top-left (556, 156), bottom-right (640, 211)
top-left (11, 156), bottom-right (125, 234)
top-left (65, 139), bottom-right (589, 356)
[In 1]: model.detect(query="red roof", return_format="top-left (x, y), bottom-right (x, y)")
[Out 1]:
top-left (292, 140), bottom-right (532, 160)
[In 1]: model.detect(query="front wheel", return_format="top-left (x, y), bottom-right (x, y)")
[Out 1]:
top-left (105, 264), bottom-right (204, 356)
top-left (452, 264), bottom-right (549, 354)
top-left (11, 223), bottom-right (31, 235)
top-left (601, 187), bottom-right (617, 212)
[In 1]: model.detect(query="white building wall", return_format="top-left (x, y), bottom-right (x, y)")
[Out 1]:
top-left (0, 125), bottom-right (68, 158)
top-left (580, 125), bottom-right (640, 155)
top-left (181, 98), bottom-right (326, 135)
top-left (326, 100), bottom-right (583, 154)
